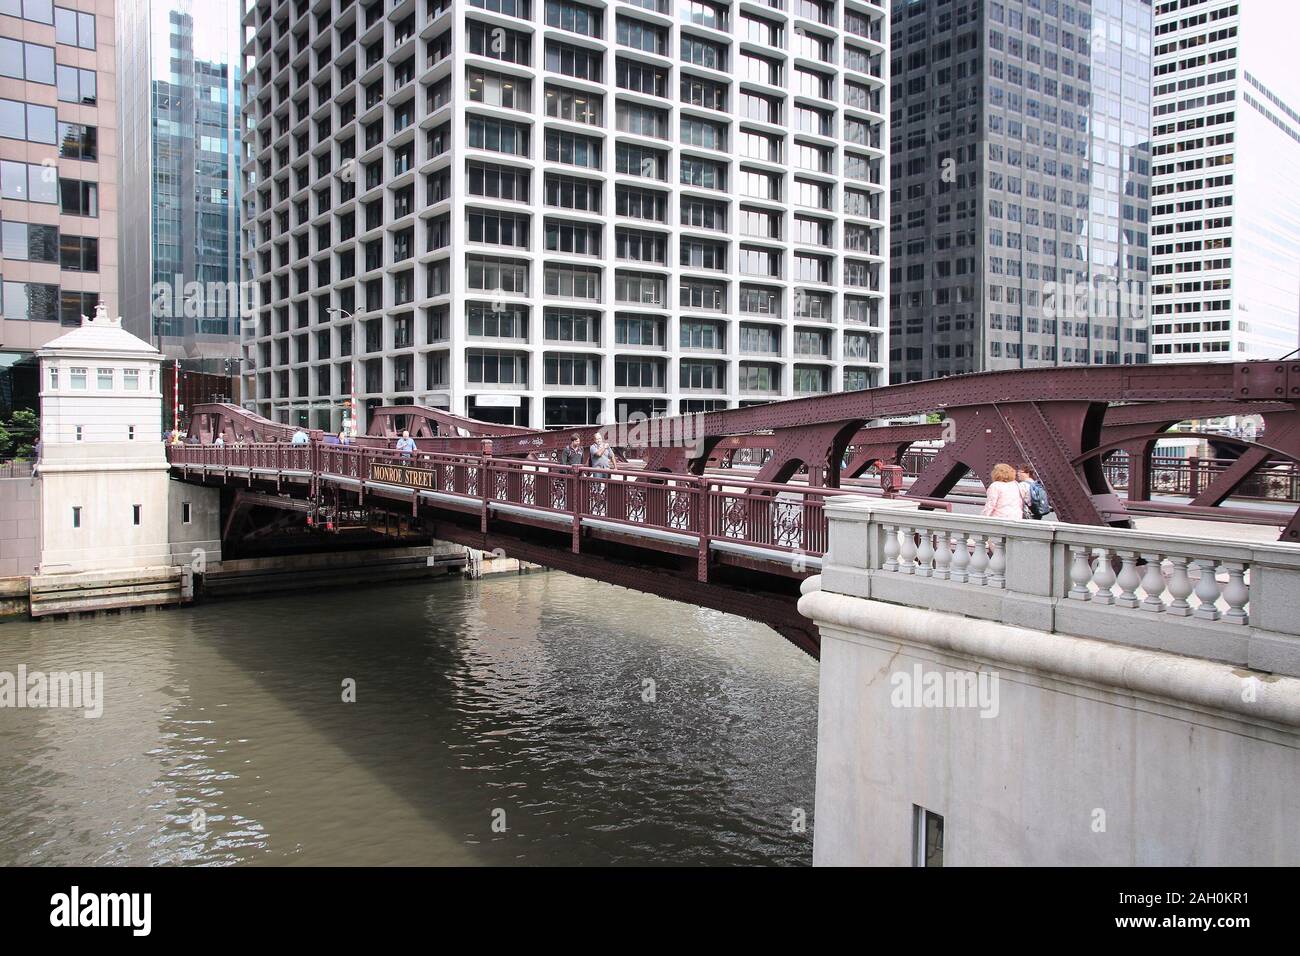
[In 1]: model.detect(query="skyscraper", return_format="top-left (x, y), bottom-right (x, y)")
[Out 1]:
top-left (0, 0), bottom-right (117, 416)
top-left (889, 0), bottom-right (1153, 384)
top-left (118, 0), bottom-right (243, 374)
top-left (1149, 0), bottom-right (1300, 362)
top-left (239, 0), bottom-right (889, 433)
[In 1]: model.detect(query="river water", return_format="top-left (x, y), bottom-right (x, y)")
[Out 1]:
top-left (0, 572), bottom-right (819, 866)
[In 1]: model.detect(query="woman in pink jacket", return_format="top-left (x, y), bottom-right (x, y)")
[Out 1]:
top-left (982, 463), bottom-right (1025, 519)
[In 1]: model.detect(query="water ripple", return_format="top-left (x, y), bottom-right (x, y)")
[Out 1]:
top-left (0, 571), bottom-right (818, 865)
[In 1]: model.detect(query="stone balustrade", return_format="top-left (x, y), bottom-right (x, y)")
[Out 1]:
top-left (818, 497), bottom-right (1300, 677)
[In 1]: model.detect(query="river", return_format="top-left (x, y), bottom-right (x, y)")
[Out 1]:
top-left (0, 571), bottom-right (819, 866)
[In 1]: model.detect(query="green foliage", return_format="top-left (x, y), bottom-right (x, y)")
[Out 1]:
top-left (0, 409), bottom-right (38, 460)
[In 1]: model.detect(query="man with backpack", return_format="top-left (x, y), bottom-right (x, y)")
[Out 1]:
top-left (1018, 464), bottom-right (1052, 520)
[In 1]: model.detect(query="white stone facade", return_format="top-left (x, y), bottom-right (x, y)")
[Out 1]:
top-left (239, 0), bottom-right (889, 431)
top-left (35, 303), bottom-right (172, 572)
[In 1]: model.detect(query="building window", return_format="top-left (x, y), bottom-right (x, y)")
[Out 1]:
top-left (48, 366), bottom-right (58, 389)
top-left (132, 504), bottom-right (141, 526)
top-left (0, 39), bottom-right (55, 84)
top-left (74, 425), bottom-right (82, 441)
top-left (545, 0), bottom-right (603, 38)
top-left (72, 505), bottom-right (81, 528)
top-left (123, 368), bottom-right (139, 390)
top-left (96, 367), bottom-right (112, 389)
top-left (59, 178), bottom-right (98, 216)
top-left (1, 160), bottom-right (60, 203)
top-left (127, 425), bottom-right (135, 441)
top-left (55, 64), bottom-right (96, 104)
top-left (54, 6), bottom-right (96, 50)
top-left (0, 98), bottom-right (56, 143)
top-left (57, 122), bottom-right (97, 160)
top-left (182, 502), bottom-right (192, 524)
top-left (70, 366), bottom-right (86, 389)
top-left (913, 807), bottom-right (944, 867)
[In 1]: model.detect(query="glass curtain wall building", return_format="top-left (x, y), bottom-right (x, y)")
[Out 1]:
top-left (889, 0), bottom-right (1153, 383)
top-left (0, 0), bottom-right (117, 415)
top-left (238, 0), bottom-right (889, 432)
top-left (1149, 0), bottom-right (1300, 362)
top-left (119, 0), bottom-right (243, 373)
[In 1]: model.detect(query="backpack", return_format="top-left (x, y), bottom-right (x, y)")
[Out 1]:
top-left (1029, 481), bottom-right (1051, 517)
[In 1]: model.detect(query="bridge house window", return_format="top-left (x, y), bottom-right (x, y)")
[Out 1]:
top-left (96, 367), bottom-right (112, 389)
top-left (70, 366), bottom-right (86, 388)
top-left (72, 506), bottom-right (80, 528)
top-left (912, 806), bottom-right (944, 867)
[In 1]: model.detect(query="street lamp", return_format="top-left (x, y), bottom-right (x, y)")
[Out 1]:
top-left (327, 306), bottom-right (360, 439)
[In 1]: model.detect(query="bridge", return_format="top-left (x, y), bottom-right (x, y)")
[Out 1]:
top-left (168, 360), bottom-right (1300, 658)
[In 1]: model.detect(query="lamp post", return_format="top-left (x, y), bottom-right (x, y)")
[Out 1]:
top-left (327, 307), bottom-right (359, 439)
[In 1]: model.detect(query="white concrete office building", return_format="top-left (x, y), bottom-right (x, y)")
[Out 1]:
top-left (1149, 0), bottom-right (1300, 362)
top-left (239, 0), bottom-right (888, 432)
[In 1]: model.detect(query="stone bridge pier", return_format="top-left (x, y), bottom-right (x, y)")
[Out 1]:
top-left (799, 498), bottom-right (1300, 866)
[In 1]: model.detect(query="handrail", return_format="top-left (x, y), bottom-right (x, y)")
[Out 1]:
top-left (165, 440), bottom-right (894, 561)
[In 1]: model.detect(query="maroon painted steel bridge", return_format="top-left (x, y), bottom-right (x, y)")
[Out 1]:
top-left (169, 361), bottom-right (1300, 656)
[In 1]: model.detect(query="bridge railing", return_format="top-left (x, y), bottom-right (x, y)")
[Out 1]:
top-left (818, 497), bottom-right (1300, 677)
top-left (1102, 452), bottom-right (1300, 502)
top-left (167, 441), bottom-right (313, 472)
top-left (165, 440), bottom-right (899, 561)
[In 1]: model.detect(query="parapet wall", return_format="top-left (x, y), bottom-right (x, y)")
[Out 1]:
top-left (800, 498), bottom-right (1300, 866)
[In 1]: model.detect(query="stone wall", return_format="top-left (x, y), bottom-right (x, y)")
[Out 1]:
top-left (0, 476), bottom-right (40, 577)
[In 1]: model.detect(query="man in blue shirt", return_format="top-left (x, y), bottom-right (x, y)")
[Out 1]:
top-left (395, 430), bottom-right (417, 458)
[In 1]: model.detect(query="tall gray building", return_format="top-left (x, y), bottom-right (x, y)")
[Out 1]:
top-left (118, 0), bottom-right (243, 372)
top-left (239, 0), bottom-right (889, 433)
top-left (889, 0), bottom-right (1153, 383)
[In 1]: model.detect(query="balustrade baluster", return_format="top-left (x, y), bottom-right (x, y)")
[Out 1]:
top-left (882, 525), bottom-right (900, 572)
top-left (898, 526), bottom-right (917, 574)
top-left (987, 536), bottom-right (1006, 588)
top-left (1115, 551), bottom-right (1141, 608)
top-left (1192, 559), bottom-right (1222, 621)
top-left (1068, 545), bottom-right (1092, 600)
top-left (968, 534), bottom-right (989, 586)
top-left (932, 532), bottom-right (952, 580)
top-left (1222, 563), bottom-right (1249, 625)
top-left (1166, 556), bottom-right (1193, 616)
top-left (949, 531), bottom-right (970, 583)
top-left (1139, 553), bottom-right (1167, 612)
top-left (916, 530), bottom-right (934, 577)
top-left (1090, 547), bottom-right (1116, 604)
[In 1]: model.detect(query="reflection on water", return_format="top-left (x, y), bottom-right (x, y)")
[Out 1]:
top-left (0, 572), bottom-right (818, 866)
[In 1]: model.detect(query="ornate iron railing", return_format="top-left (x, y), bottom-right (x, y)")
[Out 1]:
top-left (165, 441), bottom-right (909, 562)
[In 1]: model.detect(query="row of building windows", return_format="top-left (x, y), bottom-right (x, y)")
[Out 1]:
top-left (0, 221), bottom-right (99, 270)
top-left (0, 282), bottom-right (97, 324)
top-left (48, 365), bottom-right (153, 391)
top-left (0, 0), bottom-right (96, 48)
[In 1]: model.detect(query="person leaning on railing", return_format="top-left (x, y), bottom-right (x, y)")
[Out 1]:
top-left (561, 434), bottom-right (584, 466)
top-left (395, 430), bottom-right (416, 459)
top-left (588, 433), bottom-right (613, 478)
top-left (981, 463), bottom-right (1024, 520)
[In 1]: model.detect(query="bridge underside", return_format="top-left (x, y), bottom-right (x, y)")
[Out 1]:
top-left (179, 468), bottom-right (820, 657)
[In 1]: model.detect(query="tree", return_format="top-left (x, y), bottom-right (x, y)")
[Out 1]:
top-left (0, 409), bottom-right (38, 460)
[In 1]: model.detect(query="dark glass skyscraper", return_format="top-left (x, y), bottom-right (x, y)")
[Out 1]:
top-left (119, 0), bottom-right (242, 372)
top-left (889, 0), bottom-right (1153, 383)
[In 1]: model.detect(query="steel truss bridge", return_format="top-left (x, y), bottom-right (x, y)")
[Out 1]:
top-left (169, 361), bottom-right (1300, 657)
